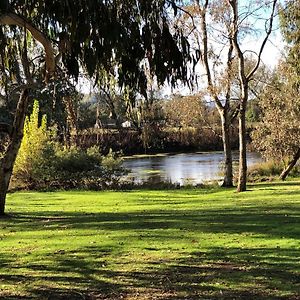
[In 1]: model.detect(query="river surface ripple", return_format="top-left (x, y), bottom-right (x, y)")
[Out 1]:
top-left (122, 151), bottom-right (262, 185)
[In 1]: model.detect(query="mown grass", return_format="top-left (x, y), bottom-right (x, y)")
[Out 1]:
top-left (0, 181), bottom-right (300, 299)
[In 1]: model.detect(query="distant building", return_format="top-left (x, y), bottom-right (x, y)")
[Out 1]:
top-left (121, 121), bottom-right (131, 128)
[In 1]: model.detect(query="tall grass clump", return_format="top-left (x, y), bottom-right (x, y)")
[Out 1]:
top-left (248, 160), bottom-right (300, 181)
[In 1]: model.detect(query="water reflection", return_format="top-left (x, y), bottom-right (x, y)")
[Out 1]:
top-left (122, 152), bottom-right (262, 185)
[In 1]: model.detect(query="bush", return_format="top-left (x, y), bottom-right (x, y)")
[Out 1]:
top-left (52, 147), bottom-right (126, 190)
top-left (13, 100), bottom-right (56, 188)
top-left (13, 143), bottom-right (126, 190)
top-left (12, 101), bottom-right (126, 190)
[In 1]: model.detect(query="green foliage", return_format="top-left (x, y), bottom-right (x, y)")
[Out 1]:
top-left (101, 148), bottom-right (123, 170)
top-left (0, 0), bottom-right (9, 13)
top-left (2, 0), bottom-right (192, 93)
top-left (280, 0), bottom-right (300, 76)
top-left (246, 99), bottom-right (261, 123)
top-left (13, 100), bottom-right (55, 187)
top-left (55, 146), bottom-right (101, 173)
top-left (12, 101), bottom-right (126, 190)
top-left (52, 146), bottom-right (126, 190)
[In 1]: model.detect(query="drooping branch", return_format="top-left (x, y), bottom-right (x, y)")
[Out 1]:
top-left (167, 0), bottom-right (197, 35)
top-left (21, 28), bottom-right (33, 84)
top-left (0, 123), bottom-right (11, 135)
top-left (0, 12), bottom-right (56, 80)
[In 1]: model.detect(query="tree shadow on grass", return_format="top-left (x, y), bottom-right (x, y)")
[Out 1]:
top-left (0, 245), bottom-right (126, 300)
top-left (1, 245), bottom-right (299, 299)
top-left (2, 202), bottom-right (300, 240)
top-left (1, 190), bottom-right (300, 299)
top-left (145, 247), bottom-right (300, 299)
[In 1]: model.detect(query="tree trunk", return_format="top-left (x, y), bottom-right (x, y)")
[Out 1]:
top-left (63, 96), bottom-right (79, 147)
top-left (280, 148), bottom-right (300, 181)
top-left (237, 106), bottom-right (247, 192)
top-left (0, 89), bottom-right (30, 216)
top-left (0, 169), bottom-right (11, 215)
top-left (220, 111), bottom-right (233, 187)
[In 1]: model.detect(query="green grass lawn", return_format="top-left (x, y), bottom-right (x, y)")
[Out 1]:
top-left (1, 181), bottom-right (300, 299)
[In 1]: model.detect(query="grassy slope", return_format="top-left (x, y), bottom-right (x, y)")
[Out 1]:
top-left (0, 181), bottom-right (300, 299)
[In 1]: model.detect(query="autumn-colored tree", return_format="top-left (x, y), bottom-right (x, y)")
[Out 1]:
top-left (252, 63), bottom-right (300, 180)
top-left (252, 0), bottom-right (300, 180)
top-left (164, 94), bottom-right (214, 129)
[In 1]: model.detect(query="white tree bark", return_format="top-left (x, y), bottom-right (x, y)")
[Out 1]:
top-left (0, 12), bottom-right (56, 80)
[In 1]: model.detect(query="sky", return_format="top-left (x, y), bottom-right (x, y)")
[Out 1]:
top-left (78, 1), bottom-right (285, 97)
top-left (164, 1), bottom-right (286, 97)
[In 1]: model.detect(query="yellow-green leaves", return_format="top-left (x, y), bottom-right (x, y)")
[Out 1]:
top-left (14, 100), bottom-right (51, 181)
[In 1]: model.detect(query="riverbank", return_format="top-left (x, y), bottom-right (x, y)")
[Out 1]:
top-left (79, 127), bottom-right (238, 155)
top-left (2, 180), bottom-right (300, 299)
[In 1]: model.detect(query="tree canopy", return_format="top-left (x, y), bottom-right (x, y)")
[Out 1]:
top-left (0, 0), bottom-right (195, 215)
top-left (0, 0), bottom-right (192, 95)
top-left (280, 0), bottom-right (300, 75)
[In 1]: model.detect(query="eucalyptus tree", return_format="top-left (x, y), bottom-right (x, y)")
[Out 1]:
top-left (180, 0), bottom-right (238, 187)
top-left (228, 0), bottom-right (278, 191)
top-left (266, 0), bottom-right (300, 180)
top-left (252, 63), bottom-right (300, 180)
top-left (179, 0), bottom-right (278, 191)
top-left (0, 0), bottom-right (191, 215)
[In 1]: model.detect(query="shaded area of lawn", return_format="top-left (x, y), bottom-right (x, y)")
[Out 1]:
top-left (1, 246), bottom-right (299, 299)
top-left (0, 182), bottom-right (300, 299)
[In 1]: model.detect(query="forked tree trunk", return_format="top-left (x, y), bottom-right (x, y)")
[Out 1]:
top-left (0, 89), bottom-right (30, 216)
top-left (280, 148), bottom-right (300, 181)
top-left (237, 106), bottom-right (247, 192)
top-left (220, 111), bottom-right (233, 187)
top-left (196, 0), bottom-right (234, 188)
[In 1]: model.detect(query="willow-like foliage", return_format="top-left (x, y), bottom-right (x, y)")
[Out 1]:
top-left (0, 0), bottom-right (192, 94)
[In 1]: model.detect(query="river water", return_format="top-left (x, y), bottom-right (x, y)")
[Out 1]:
top-left (122, 152), bottom-right (262, 185)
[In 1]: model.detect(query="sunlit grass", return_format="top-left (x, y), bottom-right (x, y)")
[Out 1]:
top-left (0, 180), bottom-right (300, 299)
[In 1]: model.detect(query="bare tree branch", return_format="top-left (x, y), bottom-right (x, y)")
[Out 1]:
top-left (167, 0), bottom-right (197, 35)
top-left (246, 0), bottom-right (277, 80)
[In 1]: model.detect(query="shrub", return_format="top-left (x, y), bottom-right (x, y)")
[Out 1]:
top-left (52, 147), bottom-right (126, 190)
top-left (12, 101), bottom-right (126, 190)
top-left (13, 100), bottom-right (56, 188)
